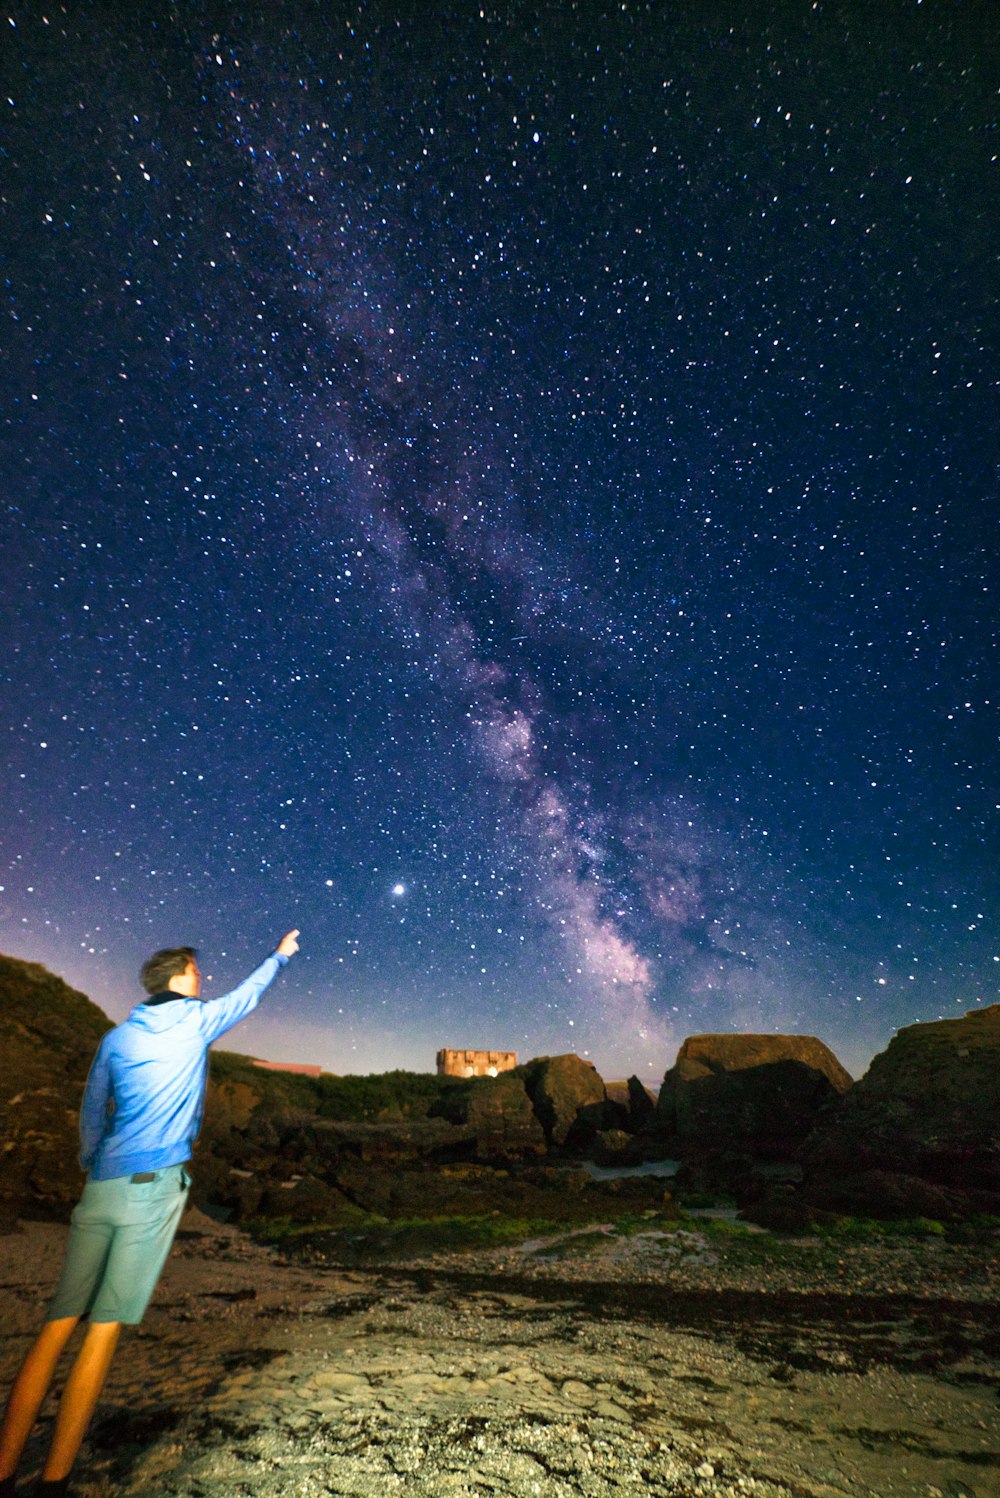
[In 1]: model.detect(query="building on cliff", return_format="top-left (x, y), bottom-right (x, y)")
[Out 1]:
top-left (437, 1047), bottom-right (517, 1079)
top-left (252, 1059), bottom-right (324, 1078)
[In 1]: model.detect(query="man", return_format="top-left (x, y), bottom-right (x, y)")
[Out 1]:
top-left (0, 929), bottom-right (300, 1495)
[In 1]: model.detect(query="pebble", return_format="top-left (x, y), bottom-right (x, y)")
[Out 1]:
top-left (2, 1215), bottom-right (996, 1497)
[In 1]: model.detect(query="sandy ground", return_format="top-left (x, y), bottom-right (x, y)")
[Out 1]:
top-left (1, 1210), bottom-right (997, 1497)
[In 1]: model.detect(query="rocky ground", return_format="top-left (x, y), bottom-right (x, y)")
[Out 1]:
top-left (1, 1211), bottom-right (997, 1498)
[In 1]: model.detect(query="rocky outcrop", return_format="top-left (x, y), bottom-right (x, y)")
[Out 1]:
top-left (802, 1169), bottom-right (996, 1221)
top-left (626, 1076), bottom-right (658, 1132)
top-left (801, 1005), bottom-right (1000, 1212)
top-left (258, 1173), bottom-right (356, 1223)
top-left (31, 947), bottom-right (1000, 1238)
top-left (591, 1128), bottom-right (635, 1165)
top-left (0, 954), bottom-right (112, 1223)
top-left (604, 1076), bottom-right (657, 1134)
top-left (448, 1071), bottom-right (547, 1158)
top-left (519, 1054), bottom-right (608, 1147)
top-left (656, 1033), bottom-right (853, 1161)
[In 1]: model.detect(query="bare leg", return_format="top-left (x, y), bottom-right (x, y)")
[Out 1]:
top-left (0, 1317), bottom-right (79, 1480)
top-left (42, 1320), bottom-right (121, 1482)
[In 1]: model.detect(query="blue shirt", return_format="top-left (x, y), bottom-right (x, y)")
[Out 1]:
top-left (80, 953), bottom-right (288, 1180)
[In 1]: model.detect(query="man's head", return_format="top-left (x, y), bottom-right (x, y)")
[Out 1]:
top-left (140, 946), bottom-right (201, 998)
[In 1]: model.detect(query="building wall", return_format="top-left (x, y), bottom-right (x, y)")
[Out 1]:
top-left (437, 1047), bottom-right (518, 1079)
top-left (252, 1059), bottom-right (324, 1078)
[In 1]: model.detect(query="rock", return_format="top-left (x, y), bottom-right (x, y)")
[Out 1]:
top-left (519, 1054), bottom-right (608, 1147)
top-left (440, 1071), bottom-right (547, 1158)
top-left (673, 1151), bottom-right (757, 1198)
top-left (259, 1174), bottom-right (354, 1223)
top-left (604, 1080), bottom-right (630, 1111)
top-left (0, 953), bottom-right (112, 1221)
top-left (320, 1159), bottom-right (666, 1224)
top-left (740, 1185), bottom-right (824, 1234)
top-left (603, 1080), bottom-right (654, 1136)
top-left (626, 1075), bottom-right (658, 1131)
top-left (801, 1168), bottom-right (1000, 1222)
top-left (802, 1005), bottom-right (1000, 1196)
top-left (656, 1033), bottom-right (853, 1159)
top-left (584, 1175), bottom-right (679, 1213)
top-left (519, 1163), bottom-right (590, 1196)
top-left (572, 1098), bottom-right (618, 1144)
top-left (301, 1116), bottom-right (477, 1170)
top-left (591, 1128), bottom-right (636, 1166)
top-left (213, 1167), bottom-right (268, 1220)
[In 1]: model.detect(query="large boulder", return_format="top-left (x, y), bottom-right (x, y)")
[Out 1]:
top-left (0, 953), bottom-right (113, 1223)
top-left (656, 1033), bottom-right (853, 1160)
top-left (259, 1173), bottom-right (356, 1223)
top-left (603, 1076), bottom-right (657, 1134)
top-left (519, 1054), bottom-right (608, 1147)
top-left (802, 1004), bottom-right (1000, 1198)
top-left (452, 1071), bottom-right (547, 1158)
top-left (591, 1128), bottom-right (636, 1165)
top-left (626, 1076), bottom-right (658, 1132)
top-left (800, 1169), bottom-right (996, 1222)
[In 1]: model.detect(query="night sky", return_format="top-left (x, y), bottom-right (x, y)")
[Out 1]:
top-left (2, 3), bottom-right (996, 1084)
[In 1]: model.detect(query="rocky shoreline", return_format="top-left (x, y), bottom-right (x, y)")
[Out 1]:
top-left (2, 957), bottom-right (998, 1493)
top-left (2, 1209), bottom-right (997, 1498)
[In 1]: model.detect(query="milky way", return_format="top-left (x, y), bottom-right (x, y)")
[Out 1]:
top-left (1, 5), bottom-right (995, 1080)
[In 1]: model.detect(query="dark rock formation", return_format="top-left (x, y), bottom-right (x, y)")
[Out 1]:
top-left (519, 1053), bottom-right (608, 1147)
top-left (463, 1072), bottom-right (548, 1157)
top-left (656, 1033), bottom-right (853, 1161)
top-left (258, 1173), bottom-right (355, 1223)
top-left (431, 1070), bottom-right (547, 1158)
top-left (739, 1184), bottom-right (825, 1234)
top-left (604, 1081), bottom-right (630, 1111)
top-left (0, 953), bottom-right (112, 1223)
top-left (801, 1004), bottom-right (1000, 1213)
top-left (800, 1169), bottom-right (995, 1222)
top-left (626, 1076), bottom-right (658, 1132)
top-left (672, 1151), bottom-right (758, 1198)
top-left (315, 1116), bottom-right (477, 1167)
top-left (604, 1077), bottom-right (660, 1136)
top-left (590, 1128), bottom-right (635, 1166)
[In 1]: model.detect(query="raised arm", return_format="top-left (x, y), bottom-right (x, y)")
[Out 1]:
top-left (197, 931), bottom-right (301, 1043)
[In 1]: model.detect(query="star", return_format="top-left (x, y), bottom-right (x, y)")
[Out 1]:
top-left (0, 4), bottom-right (993, 1082)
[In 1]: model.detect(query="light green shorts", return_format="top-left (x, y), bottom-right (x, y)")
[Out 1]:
top-left (46, 1165), bottom-right (190, 1325)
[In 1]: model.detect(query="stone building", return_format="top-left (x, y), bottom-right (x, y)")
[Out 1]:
top-left (437, 1047), bottom-right (517, 1079)
top-left (252, 1059), bottom-right (324, 1079)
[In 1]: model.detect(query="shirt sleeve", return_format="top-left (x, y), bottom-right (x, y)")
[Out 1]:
top-left (197, 952), bottom-right (288, 1044)
top-left (79, 1035), bottom-right (113, 1171)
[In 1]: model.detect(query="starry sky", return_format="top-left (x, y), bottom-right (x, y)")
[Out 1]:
top-left (1, 3), bottom-right (996, 1083)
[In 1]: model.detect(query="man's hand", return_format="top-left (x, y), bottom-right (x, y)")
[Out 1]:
top-left (276, 929), bottom-right (301, 958)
